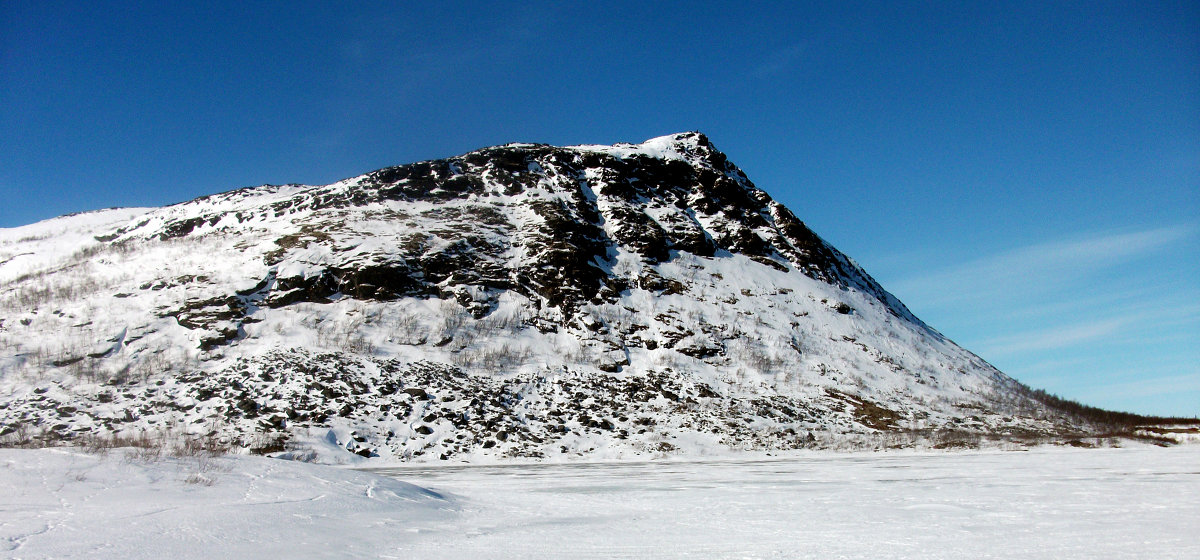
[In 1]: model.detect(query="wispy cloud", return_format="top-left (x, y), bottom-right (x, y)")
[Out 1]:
top-left (1076, 371), bottom-right (1200, 403)
top-left (977, 318), bottom-right (1127, 356)
top-left (889, 224), bottom-right (1195, 308)
top-left (883, 224), bottom-right (1199, 415)
top-left (976, 299), bottom-right (1200, 358)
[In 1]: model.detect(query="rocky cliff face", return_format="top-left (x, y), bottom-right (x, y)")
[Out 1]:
top-left (0, 133), bottom-right (1091, 461)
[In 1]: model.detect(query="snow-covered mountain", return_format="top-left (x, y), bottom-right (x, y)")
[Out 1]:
top-left (1, 132), bottom-right (1098, 461)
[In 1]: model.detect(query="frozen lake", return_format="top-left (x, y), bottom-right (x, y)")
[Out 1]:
top-left (373, 447), bottom-right (1200, 559)
top-left (3, 446), bottom-right (1197, 558)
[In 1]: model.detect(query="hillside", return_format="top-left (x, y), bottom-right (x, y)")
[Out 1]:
top-left (0, 133), bottom-right (1133, 461)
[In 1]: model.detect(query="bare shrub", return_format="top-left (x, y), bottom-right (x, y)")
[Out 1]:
top-left (453, 343), bottom-right (532, 369)
top-left (125, 443), bottom-right (164, 462)
top-left (651, 351), bottom-right (681, 370)
top-left (81, 431), bottom-right (160, 455)
top-left (74, 428), bottom-right (232, 462)
top-left (341, 333), bottom-right (375, 354)
top-left (728, 339), bottom-right (786, 375)
top-left (930, 429), bottom-right (983, 450)
top-left (247, 431), bottom-right (289, 455)
top-left (172, 432), bottom-right (232, 458)
top-left (0, 422), bottom-right (32, 448)
top-left (477, 306), bottom-right (530, 333)
top-left (389, 311), bottom-right (423, 344)
top-left (438, 300), bottom-right (468, 338)
top-left (127, 349), bottom-right (182, 382)
top-left (0, 270), bottom-right (109, 311)
top-left (316, 317), bottom-right (376, 354)
top-left (184, 473), bottom-right (215, 486)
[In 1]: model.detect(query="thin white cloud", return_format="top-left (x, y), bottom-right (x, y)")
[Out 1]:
top-left (977, 317), bottom-right (1127, 357)
top-left (889, 224), bottom-right (1196, 308)
top-left (1075, 371), bottom-right (1200, 402)
top-left (1000, 356), bottom-right (1088, 383)
top-left (976, 299), bottom-right (1200, 358)
top-left (884, 224), bottom-right (1198, 412)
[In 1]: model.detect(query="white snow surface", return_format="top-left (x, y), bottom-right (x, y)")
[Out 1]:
top-left (3, 446), bottom-right (1197, 559)
top-left (566, 131), bottom-right (707, 161)
top-left (0, 208), bottom-right (153, 285)
top-left (0, 448), bottom-right (454, 559)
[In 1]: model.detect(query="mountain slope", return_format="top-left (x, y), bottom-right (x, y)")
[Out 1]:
top-left (1, 133), bottom-right (1095, 460)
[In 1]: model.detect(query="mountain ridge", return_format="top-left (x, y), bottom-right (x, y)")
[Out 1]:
top-left (0, 133), bottom-right (1159, 461)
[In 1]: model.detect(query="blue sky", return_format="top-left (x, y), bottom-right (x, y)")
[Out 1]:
top-left (2, 2), bottom-right (1197, 416)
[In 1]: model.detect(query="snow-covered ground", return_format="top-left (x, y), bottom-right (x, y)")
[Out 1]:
top-left (4, 446), bottom-right (1197, 559)
top-left (0, 448), bottom-right (455, 559)
top-left (375, 446), bottom-right (1200, 559)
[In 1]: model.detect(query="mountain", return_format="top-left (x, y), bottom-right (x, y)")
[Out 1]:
top-left (0, 132), bottom-right (1115, 461)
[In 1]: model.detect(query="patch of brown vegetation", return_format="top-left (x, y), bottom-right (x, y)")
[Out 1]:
top-left (825, 389), bottom-right (904, 431)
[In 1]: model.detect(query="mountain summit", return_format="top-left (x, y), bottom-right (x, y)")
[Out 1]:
top-left (0, 133), bottom-right (1105, 460)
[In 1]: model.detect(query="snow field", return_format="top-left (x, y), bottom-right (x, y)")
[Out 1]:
top-left (0, 448), bottom-right (455, 559)
top-left (3, 445), bottom-right (1197, 559)
top-left (376, 446), bottom-right (1200, 559)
